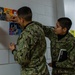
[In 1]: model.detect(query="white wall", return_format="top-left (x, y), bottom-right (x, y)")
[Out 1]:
top-left (0, 0), bottom-right (58, 75)
top-left (56, 0), bottom-right (65, 18)
top-left (64, 0), bottom-right (75, 30)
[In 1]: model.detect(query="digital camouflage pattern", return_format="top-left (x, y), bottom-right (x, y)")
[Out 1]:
top-left (37, 24), bottom-right (75, 75)
top-left (12, 21), bottom-right (49, 75)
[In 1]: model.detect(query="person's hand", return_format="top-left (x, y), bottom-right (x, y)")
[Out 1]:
top-left (9, 43), bottom-right (16, 51)
top-left (6, 14), bottom-right (18, 23)
top-left (48, 61), bottom-right (56, 68)
top-left (10, 16), bottom-right (18, 22)
top-left (48, 63), bottom-right (52, 67)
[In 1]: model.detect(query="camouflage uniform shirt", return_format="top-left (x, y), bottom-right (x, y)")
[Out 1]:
top-left (12, 21), bottom-right (49, 75)
top-left (38, 25), bottom-right (75, 75)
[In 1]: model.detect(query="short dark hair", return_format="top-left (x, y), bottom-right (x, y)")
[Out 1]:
top-left (58, 17), bottom-right (72, 31)
top-left (17, 6), bottom-right (32, 21)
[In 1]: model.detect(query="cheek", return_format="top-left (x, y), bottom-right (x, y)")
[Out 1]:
top-left (17, 18), bottom-right (21, 23)
top-left (17, 19), bottom-right (19, 23)
top-left (55, 28), bottom-right (62, 34)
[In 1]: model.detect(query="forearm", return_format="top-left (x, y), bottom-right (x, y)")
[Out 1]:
top-left (12, 48), bottom-right (30, 65)
top-left (34, 21), bottom-right (54, 38)
top-left (56, 48), bottom-right (75, 69)
top-left (40, 25), bottom-right (54, 38)
top-left (56, 60), bottom-right (74, 68)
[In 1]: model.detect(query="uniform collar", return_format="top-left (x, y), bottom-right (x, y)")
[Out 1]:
top-left (24, 21), bottom-right (33, 30)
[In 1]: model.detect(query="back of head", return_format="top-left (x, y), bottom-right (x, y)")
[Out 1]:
top-left (17, 6), bottom-right (32, 21)
top-left (58, 17), bottom-right (72, 31)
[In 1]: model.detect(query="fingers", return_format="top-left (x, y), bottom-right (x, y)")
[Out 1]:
top-left (6, 14), bottom-right (18, 22)
top-left (48, 63), bottom-right (52, 67)
top-left (9, 43), bottom-right (16, 50)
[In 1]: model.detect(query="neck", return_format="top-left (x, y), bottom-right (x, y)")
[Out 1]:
top-left (24, 21), bottom-right (32, 26)
top-left (23, 21), bottom-right (33, 30)
top-left (58, 31), bottom-right (68, 40)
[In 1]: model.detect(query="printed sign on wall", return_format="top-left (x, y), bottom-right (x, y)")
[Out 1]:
top-left (0, 7), bottom-right (22, 35)
top-left (0, 7), bottom-right (17, 21)
top-left (9, 22), bottom-right (22, 35)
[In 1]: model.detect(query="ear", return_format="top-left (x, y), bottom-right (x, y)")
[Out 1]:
top-left (20, 18), bottom-right (24, 23)
top-left (63, 27), bottom-right (67, 32)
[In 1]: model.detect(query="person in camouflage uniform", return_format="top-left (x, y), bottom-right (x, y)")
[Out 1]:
top-left (9, 6), bottom-right (49, 75)
top-left (36, 17), bottom-right (75, 75)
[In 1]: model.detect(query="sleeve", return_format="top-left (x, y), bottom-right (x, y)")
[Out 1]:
top-left (42, 25), bottom-right (54, 38)
top-left (37, 24), bottom-right (54, 39)
top-left (33, 21), bottom-right (54, 39)
top-left (12, 30), bottom-right (37, 66)
top-left (56, 42), bottom-right (75, 69)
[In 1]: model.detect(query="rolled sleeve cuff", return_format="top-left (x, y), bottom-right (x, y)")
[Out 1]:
top-left (12, 49), bottom-right (17, 54)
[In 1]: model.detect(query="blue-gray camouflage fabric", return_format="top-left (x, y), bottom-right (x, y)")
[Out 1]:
top-left (12, 21), bottom-right (49, 75)
top-left (37, 23), bottom-right (75, 75)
